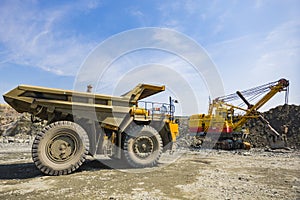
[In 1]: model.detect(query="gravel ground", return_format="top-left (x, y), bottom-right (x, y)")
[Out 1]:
top-left (0, 143), bottom-right (299, 200)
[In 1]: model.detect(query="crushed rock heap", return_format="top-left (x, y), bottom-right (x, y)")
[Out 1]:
top-left (0, 104), bottom-right (44, 142)
top-left (246, 104), bottom-right (300, 149)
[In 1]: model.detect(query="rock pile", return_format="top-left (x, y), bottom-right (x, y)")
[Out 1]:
top-left (246, 104), bottom-right (300, 149)
top-left (0, 104), bottom-right (44, 143)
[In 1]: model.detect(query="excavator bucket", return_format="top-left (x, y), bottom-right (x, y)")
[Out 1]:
top-left (259, 115), bottom-right (286, 149)
top-left (267, 135), bottom-right (286, 149)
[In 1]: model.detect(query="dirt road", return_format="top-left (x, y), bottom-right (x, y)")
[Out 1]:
top-left (0, 143), bottom-right (299, 200)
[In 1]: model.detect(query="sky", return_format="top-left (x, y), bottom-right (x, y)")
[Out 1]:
top-left (0, 0), bottom-right (299, 115)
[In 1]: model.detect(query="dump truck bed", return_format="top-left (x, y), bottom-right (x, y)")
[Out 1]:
top-left (3, 84), bottom-right (165, 127)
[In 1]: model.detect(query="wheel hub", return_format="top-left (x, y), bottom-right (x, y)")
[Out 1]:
top-left (133, 136), bottom-right (154, 159)
top-left (47, 134), bottom-right (77, 162)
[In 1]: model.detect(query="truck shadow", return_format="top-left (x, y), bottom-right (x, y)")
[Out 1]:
top-left (79, 158), bottom-right (135, 172)
top-left (0, 159), bottom-right (133, 180)
top-left (0, 163), bottom-right (41, 179)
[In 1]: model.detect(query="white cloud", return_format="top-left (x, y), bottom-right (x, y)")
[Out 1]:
top-left (1, 0), bottom-right (298, 111)
top-left (254, 0), bottom-right (264, 9)
top-left (73, 28), bottom-right (224, 115)
top-left (0, 0), bottom-right (98, 75)
top-left (76, 47), bottom-right (215, 115)
top-left (85, 0), bottom-right (102, 9)
top-left (207, 20), bottom-right (300, 109)
top-left (251, 21), bottom-right (300, 78)
top-left (112, 61), bottom-right (206, 115)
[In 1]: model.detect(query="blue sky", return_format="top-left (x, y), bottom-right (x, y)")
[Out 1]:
top-left (0, 0), bottom-right (299, 115)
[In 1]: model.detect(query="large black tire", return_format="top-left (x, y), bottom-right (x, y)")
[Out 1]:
top-left (124, 125), bottom-right (163, 168)
top-left (32, 121), bottom-right (89, 175)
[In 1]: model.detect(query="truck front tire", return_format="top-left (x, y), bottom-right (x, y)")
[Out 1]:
top-left (32, 121), bottom-right (89, 175)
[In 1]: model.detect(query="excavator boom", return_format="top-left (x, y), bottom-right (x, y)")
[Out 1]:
top-left (232, 78), bottom-right (289, 129)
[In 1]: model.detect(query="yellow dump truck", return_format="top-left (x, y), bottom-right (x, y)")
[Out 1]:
top-left (3, 84), bottom-right (179, 175)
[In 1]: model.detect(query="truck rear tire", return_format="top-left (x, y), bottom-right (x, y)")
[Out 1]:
top-left (124, 125), bottom-right (163, 168)
top-left (32, 121), bottom-right (89, 175)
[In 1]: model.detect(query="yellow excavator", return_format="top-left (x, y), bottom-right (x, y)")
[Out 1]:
top-left (189, 78), bottom-right (289, 149)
